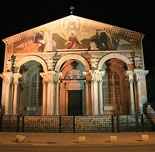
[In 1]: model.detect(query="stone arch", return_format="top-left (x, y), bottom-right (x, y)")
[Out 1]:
top-left (55, 54), bottom-right (90, 72)
top-left (98, 53), bottom-right (133, 71)
top-left (15, 55), bottom-right (48, 72)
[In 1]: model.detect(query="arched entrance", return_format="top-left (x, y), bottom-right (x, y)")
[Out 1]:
top-left (18, 61), bottom-right (44, 115)
top-left (98, 53), bottom-right (133, 71)
top-left (55, 54), bottom-right (90, 116)
top-left (59, 59), bottom-right (86, 116)
top-left (97, 53), bottom-right (133, 114)
top-left (14, 55), bottom-right (48, 115)
top-left (55, 54), bottom-right (90, 72)
top-left (101, 58), bottom-right (130, 114)
top-left (15, 55), bottom-right (48, 72)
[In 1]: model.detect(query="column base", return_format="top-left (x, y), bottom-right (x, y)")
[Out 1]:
top-left (12, 114), bottom-right (19, 116)
top-left (55, 114), bottom-right (61, 116)
top-left (46, 114), bottom-right (55, 116)
top-left (99, 114), bottom-right (104, 116)
top-left (92, 113), bottom-right (99, 116)
top-left (85, 114), bottom-right (91, 116)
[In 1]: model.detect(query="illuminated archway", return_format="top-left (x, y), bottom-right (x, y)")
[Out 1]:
top-left (55, 54), bottom-right (90, 72)
top-left (98, 53), bottom-right (133, 71)
top-left (15, 55), bottom-right (48, 72)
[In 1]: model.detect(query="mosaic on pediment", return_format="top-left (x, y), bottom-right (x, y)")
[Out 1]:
top-left (4, 15), bottom-right (143, 55)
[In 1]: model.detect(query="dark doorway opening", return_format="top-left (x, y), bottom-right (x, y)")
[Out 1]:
top-left (68, 90), bottom-right (82, 116)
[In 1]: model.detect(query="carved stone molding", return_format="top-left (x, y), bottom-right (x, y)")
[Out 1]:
top-left (89, 70), bottom-right (105, 82)
top-left (47, 57), bottom-right (54, 71)
top-left (126, 70), bottom-right (134, 83)
top-left (134, 69), bottom-right (149, 82)
top-left (13, 73), bottom-right (22, 85)
top-left (40, 71), bottom-right (56, 83)
top-left (54, 72), bottom-right (63, 83)
top-left (40, 71), bottom-right (62, 84)
top-left (83, 71), bottom-right (92, 81)
top-left (0, 72), bottom-right (13, 84)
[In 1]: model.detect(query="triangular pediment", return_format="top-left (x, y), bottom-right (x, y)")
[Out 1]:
top-left (3, 15), bottom-right (144, 53)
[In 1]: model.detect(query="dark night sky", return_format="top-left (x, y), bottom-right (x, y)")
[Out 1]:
top-left (0, 0), bottom-right (154, 99)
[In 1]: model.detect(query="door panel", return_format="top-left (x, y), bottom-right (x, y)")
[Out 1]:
top-left (68, 90), bottom-right (82, 116)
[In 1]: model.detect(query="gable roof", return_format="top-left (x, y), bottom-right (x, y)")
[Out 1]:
top-left (3, 15), bottom-right (144, 44)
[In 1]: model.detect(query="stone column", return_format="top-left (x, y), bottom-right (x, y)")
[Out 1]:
top-left (42, 80), bottom-right (47, 115)
top-left (91, 79), bottom-right (99, 115)
top-left (86, 80), bottom-right (91, 115)
top-left (90, 70), bottom-right (105, 115)
top-left (40, 72), bottom-right (48, 115)
top-left (0, 72), bottom-right (13, 115)
top-left (126, 71), bottom-right (135, 114)
top-left (12, 73), bottom-right (22, 115)
top-left (55, 72), bottom-right (63, 115)
top-left (99, 80), bottom-right (104, 115)
top-left (46, 71), bottom-right (55, 115)
top-left (83, 72), bottom-right (92, 115)
top-left (134, 69), bottom-right (149, 114)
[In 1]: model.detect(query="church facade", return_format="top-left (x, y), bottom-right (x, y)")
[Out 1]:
top-left (0, 15), bottom-right (149, 116)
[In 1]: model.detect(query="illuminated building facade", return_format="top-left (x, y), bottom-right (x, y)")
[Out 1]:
top-left (0, 15), bottom-right (148, 116)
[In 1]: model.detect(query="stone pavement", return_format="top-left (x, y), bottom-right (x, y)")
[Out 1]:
top-left (0, 132), bottom-right (155, 146)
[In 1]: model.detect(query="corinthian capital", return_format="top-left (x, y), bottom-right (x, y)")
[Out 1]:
top-left (40, 71), bottom-right (56, 83)
top-left (0, 72), bottom-right (13, 84)
top-left (89, 70), bottom-right (105, 81)
top-left (134, 69), bottom-right (149, 82)
top-left (54, 72), bottom-right (63, 83)
top-left (126, 70), bottom-right (134, 83)
top-left (83, 71), bottom-right (92, 81)
top-left (13, 73), bottom-right (22, 85)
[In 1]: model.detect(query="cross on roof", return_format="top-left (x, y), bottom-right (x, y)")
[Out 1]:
top-left (70, 6), bottom-right (75, 14)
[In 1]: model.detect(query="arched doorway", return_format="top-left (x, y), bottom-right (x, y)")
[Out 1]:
top-left (102, 59), bottom-right (130, 114)
top-left (59, 59), bottom-right (86, 116)
top-left (18, 61), bottom-right (43, 115)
